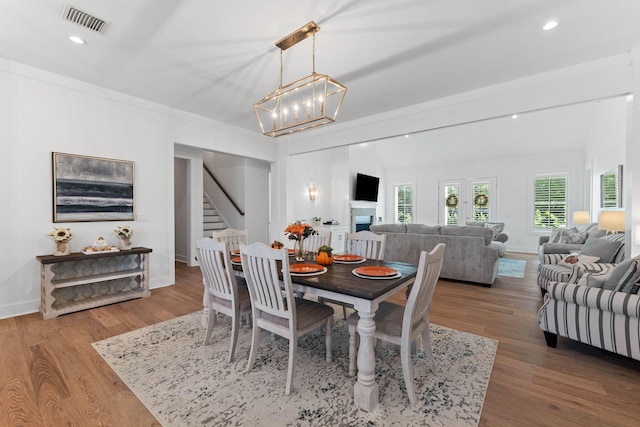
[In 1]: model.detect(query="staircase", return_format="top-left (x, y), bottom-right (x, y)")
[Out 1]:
top-left (203, 196), bottom-right (226, 237)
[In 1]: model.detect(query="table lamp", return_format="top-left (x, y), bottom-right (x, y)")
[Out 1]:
top-left (573, 211), bottom-right (590, 225)
top-left (598, 210), bottom-right (625, 233)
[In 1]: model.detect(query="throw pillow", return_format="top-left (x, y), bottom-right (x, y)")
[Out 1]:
top-left (560, 229), bottom-right (587, 244)
top-left (577, 270), bottom-right (611, 288)
top-left (484, 223), bottom-right (501, 240)
top-left (580, 236), bottom-right (623, 263)
top-left (548, 227), bottom-right (566, 244)
top-left (607, 257), bottom-right (640, 293)
top-left (558, 253), bottom-right (600, 267)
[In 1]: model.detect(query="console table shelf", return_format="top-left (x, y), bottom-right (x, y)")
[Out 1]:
top-left (36, 247), bottom-right (152, 319)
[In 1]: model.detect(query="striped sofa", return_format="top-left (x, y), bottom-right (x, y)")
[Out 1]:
top-left (537, 233), bottom-right (626, 294)
top-left (538, 268), bottom-right (640, 361)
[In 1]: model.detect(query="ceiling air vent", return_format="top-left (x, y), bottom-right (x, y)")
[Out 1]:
top-left (62, 5), bottom-right (108, 33)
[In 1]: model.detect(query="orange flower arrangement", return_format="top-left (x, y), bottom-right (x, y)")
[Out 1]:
top-left (284, 221), bottom-right (316, 241)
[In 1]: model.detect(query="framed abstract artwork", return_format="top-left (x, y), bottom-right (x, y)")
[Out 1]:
top-left (52, 152), bottom-right (135, 222)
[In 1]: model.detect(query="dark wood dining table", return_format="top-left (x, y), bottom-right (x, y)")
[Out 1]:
top-left (233, 256), bottom-right (418, 411)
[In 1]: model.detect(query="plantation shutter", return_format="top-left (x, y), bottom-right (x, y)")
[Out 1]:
top-left (533, 175), bottom-right (567, 228)
top-left (394, 184), bottom-right (413, 223)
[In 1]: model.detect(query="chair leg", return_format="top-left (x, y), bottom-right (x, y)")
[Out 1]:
top-left (348, 325), bottom-right (357, 377)
top-left (342, 305), bottom-right (347, 320)
top-left (202, 308), bottom-right (215, 346)
top-left (422, 327), bottom-right (436, 373)
top-left (401, 339), bottom-right (417, 404)
top-left (325, 318), bottom-right (333, 363)
top-left (245, 324), bottom-right (261, 374)
top-left (228, 313), bottom-right (239, 363)
top-left (543, 331), bottom-right (558, 348)
top-left (286, 335), bottom-right (297, 395)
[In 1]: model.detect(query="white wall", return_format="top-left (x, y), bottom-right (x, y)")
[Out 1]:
top-left (0, 59), bottom-right (276, 319)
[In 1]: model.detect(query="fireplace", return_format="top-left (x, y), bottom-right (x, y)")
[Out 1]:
top-left (350, 202), bottom-right (377, 233)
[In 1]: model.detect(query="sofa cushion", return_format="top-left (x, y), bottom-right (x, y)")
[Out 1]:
top-left (370, 224), bottom-right (407, 233)
top-left (604, 257), bottom-right (640, 293)
top-left (441, 225), bottom-right (492, 246)
top-left (558, 253), bottom-right (600, 267)
top-left (405, 224), bottom-right (441, 235)
top-left (580, 236), bottom-right (623, 263)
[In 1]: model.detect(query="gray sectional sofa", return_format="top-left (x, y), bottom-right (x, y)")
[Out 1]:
top-left (370, 224), bottom-right (506, 286)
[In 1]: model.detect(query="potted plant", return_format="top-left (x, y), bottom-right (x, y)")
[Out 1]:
top-left (312, 216), bottom-right (322, 226)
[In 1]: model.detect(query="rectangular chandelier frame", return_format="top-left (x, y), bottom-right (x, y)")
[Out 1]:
top-left (254, 21), bottom-right (347, 138)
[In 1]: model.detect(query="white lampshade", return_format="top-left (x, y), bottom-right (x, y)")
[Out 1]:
top-left (573, 211), bottom-right (590, 225)
top-left (598, 210), bottom-right (625, 232)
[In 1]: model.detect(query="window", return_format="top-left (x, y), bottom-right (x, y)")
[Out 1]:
top-left (394, 184), bottom-right (413, 223)
top-left (444, 184), bottom-right (459, 225)
top-left (472, 183), bottom-right (489, 222)
top-left (534, 174), bottom-right (567, 228)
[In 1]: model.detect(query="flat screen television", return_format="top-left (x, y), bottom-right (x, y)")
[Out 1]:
top-left (355, 173), bottom-right (380, 202)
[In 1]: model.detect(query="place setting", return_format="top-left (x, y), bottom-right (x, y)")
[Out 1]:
top-left (289, 263), bottom-right (327, 276)
top-left (333, 253), bottom-right (366, 264)
top-left (352, 265), bottom-right (401, 280)
top-left (231, 256), bottom-right (242, 266)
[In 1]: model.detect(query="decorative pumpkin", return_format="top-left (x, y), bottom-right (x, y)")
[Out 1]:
top-left (315, 245), bottom-right (334, 265)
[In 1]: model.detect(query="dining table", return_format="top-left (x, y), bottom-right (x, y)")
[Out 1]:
top-left (232, 253), bottom-right (418, 412)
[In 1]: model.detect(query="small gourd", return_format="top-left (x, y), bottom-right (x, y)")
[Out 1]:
top-left (315, 245), bottom-right (334, 266)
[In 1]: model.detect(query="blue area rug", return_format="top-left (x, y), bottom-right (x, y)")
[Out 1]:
top-left (498, 258), bottom-right (526, 278)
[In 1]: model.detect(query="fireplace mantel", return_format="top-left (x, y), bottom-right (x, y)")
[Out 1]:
top-left (350, 200), bottom-right (377, 209)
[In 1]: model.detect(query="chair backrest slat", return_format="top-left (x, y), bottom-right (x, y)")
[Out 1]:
top-left (196, 238), bottom-right (237, 300)
top-left (241, 242), bottom-right (295, 323)
top-left (213, 228), bottom-right (249, 253)
top-left (403, 243), bottom-right (445, 340)
top-left (346, 230), bottom-right (386, 260)
top-left (305, 230), bottom-right (332, 254)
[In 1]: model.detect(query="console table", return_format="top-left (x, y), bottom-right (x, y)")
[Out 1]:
top-left (36, 247), bottom-right (152, 319)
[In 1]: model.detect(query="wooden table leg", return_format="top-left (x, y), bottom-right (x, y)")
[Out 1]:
top-left (353, 305), bottom-right (378, 411)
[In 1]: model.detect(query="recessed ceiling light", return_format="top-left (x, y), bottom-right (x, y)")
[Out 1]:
top-left (69, 35), bottom-right (85, 44)
top-left (512, 114), bottom-right (518, 119)
top-left (542, 20), bottom-right (558, 31)
top-left (404, 134), bottom-right (410, 138)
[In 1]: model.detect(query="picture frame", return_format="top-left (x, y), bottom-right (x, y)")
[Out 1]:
top-left (52, 152), bottom-right (135, 222)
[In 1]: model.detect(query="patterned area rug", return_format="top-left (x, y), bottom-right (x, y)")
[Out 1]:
top-left (93, 311), bottom-right (497, 426)
top-left (498, 258), bottom-right (527, 278)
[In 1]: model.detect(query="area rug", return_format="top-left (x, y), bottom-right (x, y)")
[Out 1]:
top-left (93, 311), bottom-right (497, 427)
top-left (498, 258), bottom-right (526, 278)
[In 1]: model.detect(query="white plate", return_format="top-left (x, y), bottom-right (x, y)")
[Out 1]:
top-left (290, 267), bottom-right (328, 277)
top-left (82, 248), bottom-right (119, 255)
top-left (334, 258), bottom-right (367, 264)
top-left (352, 271), bottom-right (401, 280)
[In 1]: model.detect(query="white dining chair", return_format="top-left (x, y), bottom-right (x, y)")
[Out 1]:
top-left (347, 243), bottom-right (445, 404)
top-left (196, 238), bottom-right (252, 363)
top-left (346, 230), bottom-right (386, 260)
top-left (305, 229), bottom-right (332, 255)
top-left (212, 228), bottom-right (249, 253)
top-left (240, 242), bottom-right (334, 395)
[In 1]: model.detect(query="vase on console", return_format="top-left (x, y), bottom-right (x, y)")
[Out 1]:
top-left (114, 225), bottom-right (134, 250)
top-left (48, 227), bottom-right (73, 256)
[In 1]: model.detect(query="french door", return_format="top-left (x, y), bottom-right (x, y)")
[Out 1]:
top-left (439, 178), bottom-right (497, 225)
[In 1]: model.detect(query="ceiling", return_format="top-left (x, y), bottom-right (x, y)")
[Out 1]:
top-left (1, 1), bottom-right (640, 136)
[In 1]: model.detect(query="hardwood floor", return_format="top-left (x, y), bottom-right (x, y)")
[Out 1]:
top-left (1, 253), bottom-right (638, 426)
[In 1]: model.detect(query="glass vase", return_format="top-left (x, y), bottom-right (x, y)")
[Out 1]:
top-left (293, 238), bottom-right (305, 262)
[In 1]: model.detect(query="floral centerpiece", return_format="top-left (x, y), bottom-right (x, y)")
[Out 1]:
top-left (114, 225), bottom-right (134, 250)
top-left (284, 221), bottom-right (316, 261)
top-left (49, 227), bottom-right (73, 256)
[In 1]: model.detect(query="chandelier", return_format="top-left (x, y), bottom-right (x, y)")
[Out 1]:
top-left (254, 21), bottom-right (347, 138)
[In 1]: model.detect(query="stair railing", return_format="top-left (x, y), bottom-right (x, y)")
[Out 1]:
top-left (204, 164), bottom-right (245, 216)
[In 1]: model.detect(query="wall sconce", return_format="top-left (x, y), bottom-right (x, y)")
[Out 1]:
top-left (572, 211), bottom-right (590, 225)
top-left (598, 210), bottom-right (625, 233)
top-left (308, 185), bottom-right (319, 201)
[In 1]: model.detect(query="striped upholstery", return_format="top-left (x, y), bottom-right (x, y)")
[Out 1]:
top-left (538, 282), bottom-right (640, 361)
top-left (537, 233), bottom-right (626, 292)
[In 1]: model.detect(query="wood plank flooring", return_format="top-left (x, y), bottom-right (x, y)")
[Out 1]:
top-left (1, 253), bottom-right (638, 426)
